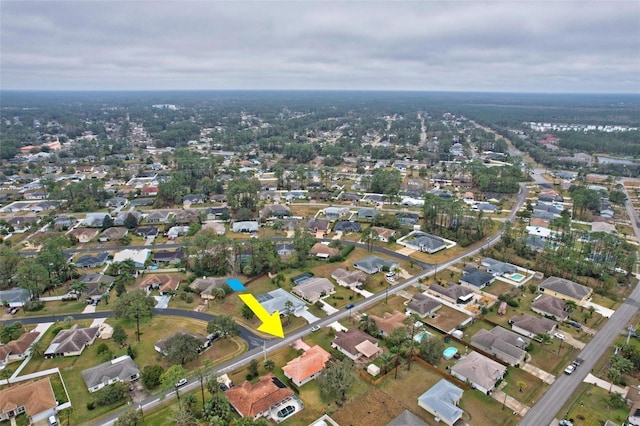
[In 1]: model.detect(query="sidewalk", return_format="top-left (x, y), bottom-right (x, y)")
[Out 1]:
top-left (522, 363), bottom-right (555, 384)
top-left (583, 373), bottom-right (629, 396)
top-left (491, 382), bottom-right (530, 416)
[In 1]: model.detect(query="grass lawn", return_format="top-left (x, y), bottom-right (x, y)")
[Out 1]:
top-left (364, 295), bottom-right (409, 318)
top-left (460, 389), bottom-right (519, 426)
top-left (483, 280), bottom-right (519, 297)
top-left (425, 305), bottom-right (471, 334)
top-left (17, 300), bottom-right (87, 318)
top-left (502, 367), bottom-right (548, 406)
top-left (559, 383), bottom-right (630, 425)
top-left (527, 339), bottom-right (576, 375)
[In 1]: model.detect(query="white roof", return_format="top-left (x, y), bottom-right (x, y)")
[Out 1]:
top-left (113, 249), bottom-right (150, 265)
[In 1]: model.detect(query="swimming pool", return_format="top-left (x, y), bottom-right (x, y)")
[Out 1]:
top-left (443, 346), bottom-right (458, 360)
top-left (508, 273), bottom-right (525, 282)
top-left (414, 331), bottom-right (433, 343)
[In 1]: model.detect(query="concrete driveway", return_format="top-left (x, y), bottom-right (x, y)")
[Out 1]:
top-left (582, 300), bottom-right (615, 318)
top-left (295, 308), bottom-right (320, 324)
top-left (153, 295), bottom-right (171, 309)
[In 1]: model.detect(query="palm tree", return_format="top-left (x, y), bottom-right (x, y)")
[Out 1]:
top-left (70, 280), bottom-right (88, 295)
top-left (564, 300), bottom-right (577, 318)
top-left (379, 352), bottom-right (394, 374)
top-left (102, 292), bottom-right (110, 305)
top-left (30, 339), bottom-right (44, 359)
top-left (284, 300), bottom-right (294, 326)
top-left (0, 368), bottom-right (13, 386)
top-left (264, 359), bottom-right (275, 371)
top-left (517, 380), bottom-right (527, 392)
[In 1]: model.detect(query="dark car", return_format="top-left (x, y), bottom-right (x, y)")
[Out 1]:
top-left (345, 303), bottom-right (355, 310)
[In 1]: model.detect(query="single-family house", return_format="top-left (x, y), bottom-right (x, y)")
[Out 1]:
top-left (225, 373), bottom-right (299, 421)
top-left (0, 288), bottom-right (32, 307)
top-left (202, 221), bottom-right (226, 235)
top-left (79, 273), bottom-right (114, 300)
top-left (114, 211), bottom-right (142, 226)
top-left (396, 212), bottom-right (420, 226)
top-left (282, 345), bottom-right (331, 386)
top-left (82, 212), bottom-right (109, 227)
top-left (403, 231), bottom-right (447, 254)
top-left (112, 249), bottom-right (150, 268)
top-left (353, 255), bottom-right (398, 275)
top-left (406, 293), bottom-right (442, 318)
top-left (530, 294), bottom-right (568, 321)
top-left (331, 268), bottom-right (369, 288)
top-left (141, 186), bottom-right (158, 196)
top-left (0, 332), bottom-right (40, 367)
top-left (256, 288), bottom-right (305, 316)
top-left (74, 252), bottom-right (109, 268)
top-left (324, 206), bottom-right (350, 220)
top-left (98, 227), bottom-right (128, 242)
top-left (145, 210), bottom-right (172, 224)
top-left (332, 328), bottom-right (382, 361)
top-left (139, 274), bottom-right (181, 295)
top-left (166, 225), bottom-right (189, 240)
top-left (206, 206), bottom-right (229, 220)
top-left (53, 215), bottom-right (76, 231)
top-left (291, 277), bottom-right (335, 303)
top-left (6, 215), bottom-right (39, 233)
top-left (70, 227), bottom-right (100, 243)
top-left (105, 197), bottom-right (128, 208)
top-left (44, 325), bottom-right (99, 358)
top-left (152, 249), bottom-right (184, 265)
top-left (174, 209), bottom-right (200, 224)
top-left (451, 351), bottom-right (506, 394)
top-left (460, 268), bottom-right (495, 290)
top-left (232, 221), bottom-right (259, 233)
top-left (357, 207), bottom-right (379, 220)
top-left (388, 410), bottom-right (430, 426)
top-left (481, 258), bottom-right (517, 276)
top-left (471, 327), bottom-right (530, 366)
top-left (509, 314), bottom-right (557, 339)
top-left (417, 379), bottom-right (464, 426)
top-left (182, 194), bottom-right (206, 205)
top-left (135, 226), bottom-right (159, 238)
top-left (190, 277), bottom-right (228, 300)
top-left (539, 276), bottom-right (592, 305)
top-left (333, 221), bottom-right (361, 233)
top-left (428, 283), bottom-right (474, 305)
top-left (82, 355), bottom-right (140, 393)
top-left (306, 218), bottom-right (330, 234)
top-left (370, 310), bottom-right (407, 337)
top-left (260, 204), bottom-right (291, 218)
top-left (0, 378), bottom-right (57, 424)
top-left (371, 226), bottom-right (396, 242)
top-left (309, 243), bottom-right (339, 259)
top-left (275, 242), bottom-right (295, 258)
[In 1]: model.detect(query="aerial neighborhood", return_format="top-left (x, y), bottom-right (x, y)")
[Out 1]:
top-left (0, 92), bottom-right (639, 426)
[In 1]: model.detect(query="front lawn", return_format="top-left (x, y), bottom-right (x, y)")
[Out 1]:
top-left (502, 367), bottom-right (548, 406)
top-left (560, 383), bottom-right (630, 426)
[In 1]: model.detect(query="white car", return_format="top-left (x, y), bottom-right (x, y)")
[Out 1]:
top-left (564, 364), bottom-right (575, 375)
top-left (310, 325), bottom-right (321, 332)
top-left (175, 378), bottom-right (187, 388)
top-left (554, 332), bottom-right (566, 340)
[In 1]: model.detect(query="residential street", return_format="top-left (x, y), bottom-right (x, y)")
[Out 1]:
top-left (519, 186), bottom-right (640, 426)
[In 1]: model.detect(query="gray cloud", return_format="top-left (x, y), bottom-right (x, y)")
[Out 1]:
top-left (1, 1), bottom-right (639, 92)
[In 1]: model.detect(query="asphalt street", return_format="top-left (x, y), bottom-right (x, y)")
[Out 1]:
top-left (519, 185), bottom-right (640, 426)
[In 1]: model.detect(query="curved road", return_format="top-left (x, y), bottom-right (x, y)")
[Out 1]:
top-left (8, 184), bottom-right (528, 425)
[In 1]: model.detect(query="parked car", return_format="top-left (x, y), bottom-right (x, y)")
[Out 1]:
top-left (175, 378), bottom-right (187, 388)
top-left (345, 303), bottom-right (355, 310)
top-left (554, 332), bottom-right (565, 340)
top-left (564, 364), bottom-right (575, 375)
top-left (310, 325), bottom-right (321, 332)
top-left (572, 357), bottom-right (584, 367)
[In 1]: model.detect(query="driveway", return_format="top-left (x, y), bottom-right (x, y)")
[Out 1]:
top-left (522, 363), bottom-right (555, 385)
top-left (294, 308), bottom-right (320, 324)
top-left (153, 295), bottom-right (171, 309)
top-left (582, 300), bottom-right (615, 318)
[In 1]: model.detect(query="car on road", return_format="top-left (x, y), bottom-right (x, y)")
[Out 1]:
top-left (310, 325), bottom-right (321, 332)
top-left (572, 357), bottom-right (584, 367)
top-left (564, 364), bottom-right (575, 375)
top-left (175, 378), bottom-right (187, 388)
top-left (345, 303), bottom-right (355, 310)
top-left (554, 332), bottom-right (565, 340)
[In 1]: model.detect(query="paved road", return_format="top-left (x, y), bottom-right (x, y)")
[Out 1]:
top-left (519, 185), bottom-right (640, 426)
top-left (92, 183), bottom-right (529, 425)
top-left (0, 309), bottom-right (264, 351)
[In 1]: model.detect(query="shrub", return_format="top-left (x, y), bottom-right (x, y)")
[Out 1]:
top-left (86, 402), bottom-right (95, 410)
top-left (96, 343), bottom-right (110, 355)
top-left (24, 300), bottom-right (44, 311)
top-left (95, 383), bottom-right (128, 406)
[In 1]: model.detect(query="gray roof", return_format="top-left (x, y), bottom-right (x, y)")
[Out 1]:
top-left (333, 221), bottom-right (361, 233)
top-left (410, 232), bottom-right (446, 251)
top-left (81, 355), bottom-right (139, 389)
top-left (75, 252), bottom-right (110, 268)
top-left (387, 410), bottom-right (430, 426)
top-left (451, 351), bottom-right (506, 391)
top-left (481, 258), bottom-right (517, 275)
top-left (510, 314), bottom-right (556, 335)
top-left (429, 283), bottom-right (473, 300)
top-left (45, 325), bottom-right (99, 356)
top-left (0, 288), bottom-right (31, 304)
top-left (531, 294), bottom-right (568, 320)
top-left (257, 288), bottom-right (305, 316)
top-left (539, 277), bottom-right (591, 300)
top-left (354, 255), bottom-right (398, 273)
top-left (232, 221), bottom-right (259, 233)
top-left (417, 379), bottom-right (464, 425)
top-left (471, 327), bottom-right (529, 364)
top-left (407, 293), bottom-right (442, 316)
top-left (460, 269), bottom-right (494, 288)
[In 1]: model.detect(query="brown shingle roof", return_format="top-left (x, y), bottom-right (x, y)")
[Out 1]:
top-left (332, 328), bottom-right (378, 357)
top-left (0, 378), bottom-right (56, 417)
top-left (225, 373), bottom-right (294, 418)
top-left (6, 332), bottom-right (40, 356)
top-left (370, 310), bottom-right (407, 336)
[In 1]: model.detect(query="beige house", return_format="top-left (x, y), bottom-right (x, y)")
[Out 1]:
top-left (538, 276), bottom-right (592, 305)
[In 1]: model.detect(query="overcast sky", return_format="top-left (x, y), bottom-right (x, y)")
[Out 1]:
top-left (1, 1), bottom-right (639, 93)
